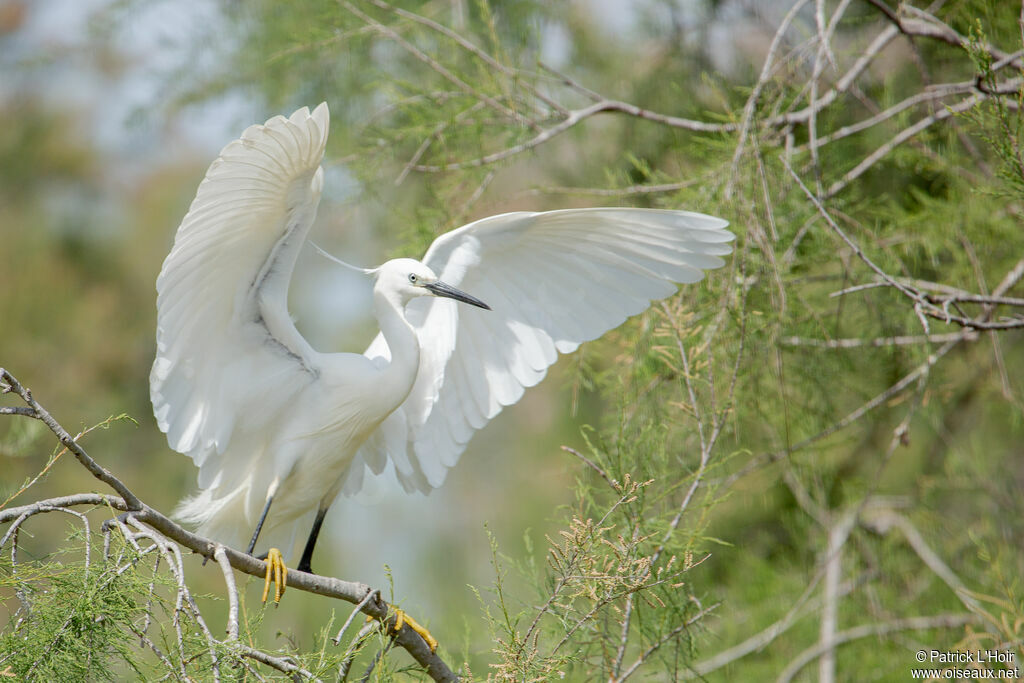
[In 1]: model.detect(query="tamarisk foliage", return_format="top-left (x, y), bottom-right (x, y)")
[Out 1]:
top-left (3, 1), bottom-right (1024, 680)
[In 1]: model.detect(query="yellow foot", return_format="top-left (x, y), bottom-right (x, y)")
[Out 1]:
top-left (368, 608), bottom-right (438, 652)
top-left (261, 547), bottom-right (287, 604)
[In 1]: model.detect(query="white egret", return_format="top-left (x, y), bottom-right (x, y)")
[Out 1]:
top-left (150, 103), bottom-right (733, 632)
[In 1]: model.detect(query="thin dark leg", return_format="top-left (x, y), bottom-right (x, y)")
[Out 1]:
top-left (296, 506), bottom-right (329, 574)
top-left (247, 494), bottom-right (275, 555)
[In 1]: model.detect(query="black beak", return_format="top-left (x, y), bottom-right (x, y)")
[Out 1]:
top-left (425, 280), bottom-right (491, 310)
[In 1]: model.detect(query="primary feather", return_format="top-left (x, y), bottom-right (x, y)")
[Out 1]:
top-left (151, 103), bottom-right (734, 557)
top-left (151, 104), bottom-right (331, 550)
top-left (353, 208), bottom-right (733, 493)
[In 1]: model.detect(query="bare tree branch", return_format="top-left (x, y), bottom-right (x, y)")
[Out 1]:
top-left (777, 613), bottom-right (982, 683)
top-left (408, 98), bottom-right (733, 173)
top-left (561, 445), bottom-right (621, 493)
top-left (780, 332), bottom-right (978, 348)
top-left (823, 93), bottom-right (990, 198)
top-left (213, 545), bottom-right (240, 641)
top-left (817, 511), bottom-right (857, 683)
top-left (1, 369), bottom-right (143, 510)
top-left (0, 367), bottom-right (459, 683)
top-left (366, 0), bottom-right (567, 117)
top-left (786, 162), bottom-right (1024, 331)
top-left (867, 1), bottom-right (1024, 70)
top-left (726, 0), bottom-right (813, 198)
top-left (614, 601), bottom-right (720, 683)
top-left (339, 0), bottom-right (532, 130)
top-left (861, 510), bottom-right (984, 614)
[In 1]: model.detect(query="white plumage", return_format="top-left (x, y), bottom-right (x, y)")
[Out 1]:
top-left (150, 103), bottom-right (733, 569)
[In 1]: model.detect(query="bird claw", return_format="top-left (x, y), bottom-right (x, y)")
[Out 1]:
top-left (366, 607), bottom-right (438, 652)
top-left (261, 547), bottom-right (287, 604)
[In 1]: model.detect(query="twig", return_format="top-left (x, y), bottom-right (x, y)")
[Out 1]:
top-left (334, 589), bottom-right (379, 645)
top-left (239, 644), bottom-right (317, 682)
top-left (339, 622), bottom-right (377, 681)
top-left (0, 494), bottom-right (127, 529)
top-left (0, 406), bottom-right (34, 416)
top-left (818, 511), bottom-right (857, 683)
top-left (795, 79), bottom-right (1017, 153)
top-left (725, 0), bottom-right (813, 198)
top-left (0, 369), bottom-right (142, 510)
top-left (861, 510), bottom-right (983, 614)
top-left (0, 368), bottom-right (459, 683)
top-left (561, 446), bottom-right (621, 492)
top-left (538, 61), bottom-right (604, 103)
top-left (125, 622), bottom-right (179, 679)
top-left (340, 1), bottom-right (531, 129)
top-left (128, 518), bottom-right (222, 681)
top-left (775, 24), bottom-right (902, 127)
top-left (612, 289), bottom-right (746, 678)
top-left (410, 98), bottom-right (732, 173)
top-left (517, 179), bottom-right (698, 197)
top-left (213, 545), bottom-right (239, 640)
top-left (615, 602), bottom-right (720, 682)
top-left (777, 613), bottom-right (981, 683)
top-left (785, 162), bottom-right (1024, 331)
top-left (680, 575), bottom-right (865, 678)
top-left (448, 169), bottom-right (495, 229)
top-left (807, 0), bottom-right (857, 194)
top-left (359, 636), bottom-right (397, 683)
top-left (831, 276), bottom-right (1024, 307)
top-left (665, 302), bottom-right (708, 455)
top-left (138, 552), bottom-right (161, 644)
top-left (366, 0), bottom-right (567, 116)
top-left (779, 332), bottom-right (977, 348)
top-left (522, 486), bottom-right (645, 648)
top-left (869, 2), bottom-right (1024, 70)
top-left (824, 93), bottom-right (987, 198)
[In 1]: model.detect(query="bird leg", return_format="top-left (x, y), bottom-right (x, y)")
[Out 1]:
top-left (246, 493), bottom-right (275, 556)
top-left (247, 481), bottom-right (287, 604)
top-left (369, 608), bottom-right (439, 653)
top-left (296, 505), bottom-right (329, 574)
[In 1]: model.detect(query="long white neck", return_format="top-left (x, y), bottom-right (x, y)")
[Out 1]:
top-left (373, 287), bottom-right (421, 410)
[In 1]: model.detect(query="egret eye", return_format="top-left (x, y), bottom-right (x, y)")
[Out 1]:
top-left (409, 273), bottom-right (418, 284)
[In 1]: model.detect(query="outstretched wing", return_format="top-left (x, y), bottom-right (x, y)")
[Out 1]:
top-left (348, 208), bottom-right (733, 494)
top-left (150, 104), bottom-right (330, 487)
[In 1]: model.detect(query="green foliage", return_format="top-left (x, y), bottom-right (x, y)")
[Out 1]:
top-left (961, 24), bottom-right (1024, 200)
top-left (4, 0), bottom-right (1024, 680)
top-left (1, 532), bottom-right (191, 680)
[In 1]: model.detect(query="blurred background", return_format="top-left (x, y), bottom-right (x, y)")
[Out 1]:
top-left (2, 0), bottom-right (1023, 679)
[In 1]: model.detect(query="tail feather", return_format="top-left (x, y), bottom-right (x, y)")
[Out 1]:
top-left (174, 486), bottom-right (305, 559)
top-left (175, 486), bottom-right (249, 552)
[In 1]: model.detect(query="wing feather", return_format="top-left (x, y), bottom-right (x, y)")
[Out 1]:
top-left (349, 207), bottom-right (734, 492)
top-left (150, 104), bottom-right (331, 477)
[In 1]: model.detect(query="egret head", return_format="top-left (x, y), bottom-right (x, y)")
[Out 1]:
top-left (378, 258), bottom-right (491, 310)
top-left (312, 244), bottom-right (490, 310)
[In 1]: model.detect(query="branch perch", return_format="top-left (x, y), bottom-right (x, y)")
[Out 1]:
top-left (0, 367), bottom-right (459, 683)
